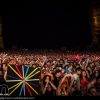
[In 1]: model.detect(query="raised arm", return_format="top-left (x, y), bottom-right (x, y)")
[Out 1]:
top-left (42, 81), bottom-right (49, 95)
top-left (58, 73), bottom-right (72, 88)
top-left (49, 81), bottom-right (57, 90)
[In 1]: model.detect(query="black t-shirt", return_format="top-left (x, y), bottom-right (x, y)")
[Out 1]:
top-left (53, 77), bottom-right (61, 87)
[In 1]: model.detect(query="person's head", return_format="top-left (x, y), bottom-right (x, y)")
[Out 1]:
top-left (76, 68), bottom-right (82, 75)
top-left (55, 69), bottom-right (62, 78)
top-left (90, 63), bottom-right (94, 68)
top-left (59, 59), bottom-right (64, 65)
top-left (68, 64), bottom-right (73, 70)
top-left (94, 70), bottom-right (99, 77)
top-left (45, 67), bottom-right (49, 72)
top-left (87, 66), bottom-right (91, 71)
top-left (43, 75), bottom-right (51, 85)
top-left (81, 70), bottom-right (87, 77)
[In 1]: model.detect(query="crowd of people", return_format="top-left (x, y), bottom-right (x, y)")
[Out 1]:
top-left (0, 50), bottom-right (100, 96)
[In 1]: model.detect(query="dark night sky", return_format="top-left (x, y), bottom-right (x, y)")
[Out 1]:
top-left (2, 1), bottom-right (93, 49)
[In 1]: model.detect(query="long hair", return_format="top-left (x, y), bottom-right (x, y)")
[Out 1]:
top-left (80, 70), bottom-right (88, 79)
top-left (42, 75), bottom-right (52, 86)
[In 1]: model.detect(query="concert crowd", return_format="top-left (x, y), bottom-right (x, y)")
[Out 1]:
top-left (0, 50), bottom-right (100, 96)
